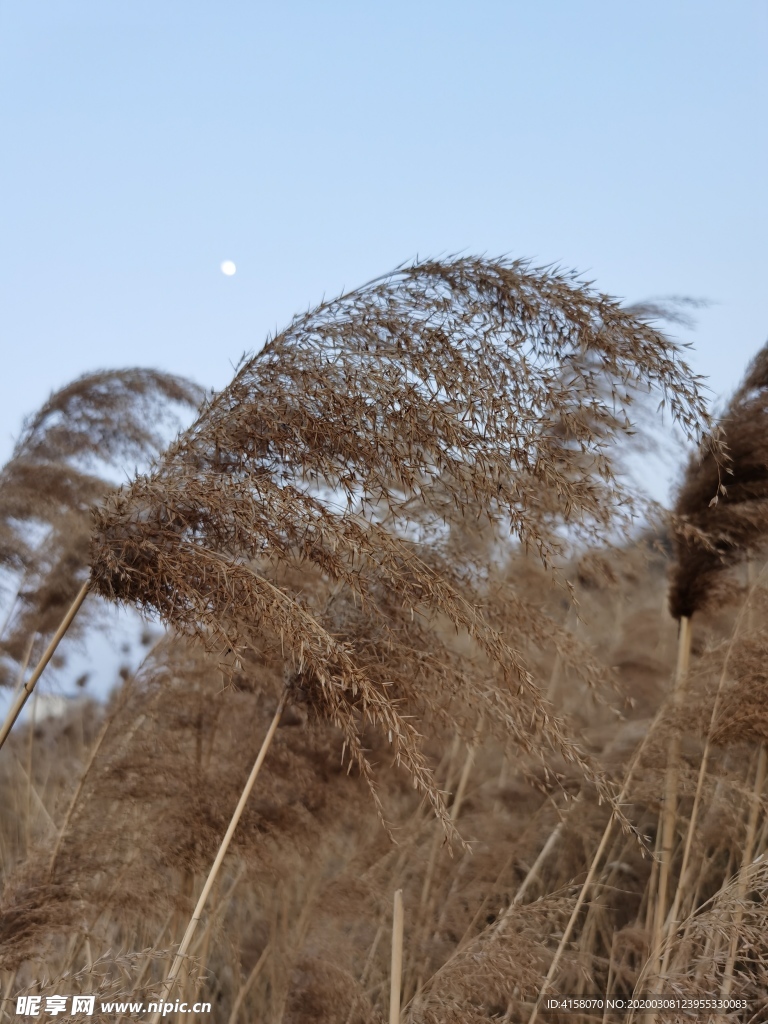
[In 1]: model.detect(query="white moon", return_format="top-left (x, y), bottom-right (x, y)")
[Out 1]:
top-left (220, 260), bottom-right (237, 276)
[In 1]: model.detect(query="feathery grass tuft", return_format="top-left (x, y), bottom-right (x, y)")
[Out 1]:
top-left (88, 255), bottom-right (711, 835)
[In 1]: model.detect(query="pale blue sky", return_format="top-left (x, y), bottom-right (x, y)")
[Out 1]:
top-left (1, 0), bottom-right (766, 488)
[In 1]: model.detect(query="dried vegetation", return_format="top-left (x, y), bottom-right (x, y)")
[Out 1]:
top-left (1, 258), bottom-right (767, 1023)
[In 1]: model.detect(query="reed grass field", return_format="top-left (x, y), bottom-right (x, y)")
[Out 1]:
top-left (1, 257), bottom-right (767, 1023)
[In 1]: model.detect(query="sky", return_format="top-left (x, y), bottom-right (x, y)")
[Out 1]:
top-left (0, 0), bottom-right (766, 704)
top-left (0, 1), bottom-right (766, 478)
top-left (0, 1), bottom-right (765, 468)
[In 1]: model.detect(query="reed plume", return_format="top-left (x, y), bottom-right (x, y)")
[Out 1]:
top-left (669, 340), bottom-right (768, 619)
top-left (9, 367), bottom-right (203, 469)
top-left (0, 369), bottom-right (203, 669)
top-left (89, 256), bottom-right (711, 835)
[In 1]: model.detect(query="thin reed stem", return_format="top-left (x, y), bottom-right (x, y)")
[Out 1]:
top-left (0, 580), bottom-right (89, 752)
top-left (498, 795), bottom-right (582, 939)
top-left (148, 688), bottom-right (288, 1024)
top-left (226, 942), bottom-right (271, 1024)
top-left (451, 713), bottom-right (484, 822)
top-left (389, 889), bottom-right (404, 1024)
top-left (719, 743), bottom-right (767, 1000)
top-left (0, 575), bottom-right (26, 644)
top-left (48, 680), bottom-right (133, 877)
top-left (659, 570), bottom-right (765, 976)
top-left (527, 703), bottom-right (664, 1024)
top-left (651, 615), bottom-right (691, 975)
top-left (344, 926), bottom-right (384, 1024)
top-left (11, 635), bottom-right (35, 699)
top-left (526, 810), bottom-right (616, 1024)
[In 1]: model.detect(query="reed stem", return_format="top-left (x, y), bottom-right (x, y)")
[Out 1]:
top-left (148, 689), bottom-right (288, 1024)
top-left (0, 580), bottom-right (90, 752)
top-left (389, 889), bottom-right (404, 1024)
top-left (651, 615), bottom-right (692, 971)
top-left (720, 743), bottom-right (767, 1000)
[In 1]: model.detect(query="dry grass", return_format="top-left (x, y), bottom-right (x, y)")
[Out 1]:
top-left (1, 258), bottom-right (766, 1024)
top-left (3, 568), bottom-right (768, 1022)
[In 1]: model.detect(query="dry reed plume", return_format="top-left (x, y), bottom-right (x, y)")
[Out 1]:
top-left (669, 340), bottom-right (768, 619)
top-left (0, 369), bottom-right (203, 670)
top-left (88, 256), bottom-right (711, 835)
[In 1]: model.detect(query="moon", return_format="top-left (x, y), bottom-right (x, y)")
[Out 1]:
top-left (220, 260), bottom-right (237, 277)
